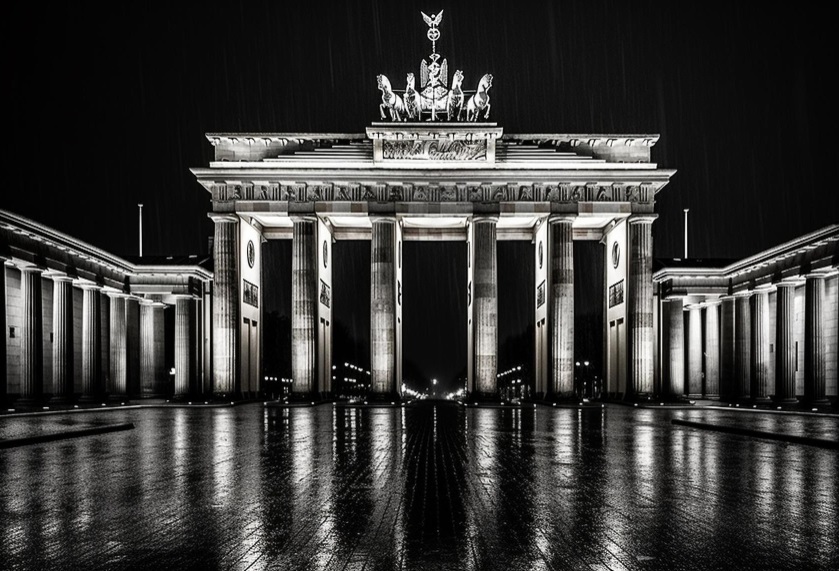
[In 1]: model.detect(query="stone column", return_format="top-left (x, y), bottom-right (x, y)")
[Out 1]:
top-left (371, 216), bottom-right (397, 397)
top-left (108, 293), bottom-right (128, 397)
top-left (51, 276), bottom-right (75, 402)
top-left (734, 292), bottom-right (752, 399)
top-left (804, 274), bottom-right (829, 404)
top-left (774, 282), bottom-right (798, 402)
top-left (80, 284), bottom-right (102, 401)
top-left (720, 296), bottom-right (736, 399)
top-left (140, 300), bottom-right (166, 397)
top-left (125, 297), bottom-right (141, 397)
top-left (210, 213), bottom-right (239, 397)
top-left (292, 216), bottom-right (316, 396)
top-left (704, 301), bottom-right (720, 398)
top-left (0, 262), bottom-right (6, 404)
top-left (19, 267), bottom-right (44, 403)
top-left (687, 305), bottom-right (703, 397)
top-left (628, 215), bottom-right (656, 396)
top-left (174, 296), bottom-right (195, 398)
top-left (549, 215), bottom-right (574, 398)
top-left (473, 217), bottom-right (498, 398)
top-left (750, 288), bottom-right (771, 402)
top-left (663, 298), bottom-right (685, 397)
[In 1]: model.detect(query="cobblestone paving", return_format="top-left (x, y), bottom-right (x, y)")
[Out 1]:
top-left (0, 404), bottom-right (837, 570)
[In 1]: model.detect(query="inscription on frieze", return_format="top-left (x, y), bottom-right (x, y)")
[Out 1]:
top-left (383, 140), bottom-right (487, 161)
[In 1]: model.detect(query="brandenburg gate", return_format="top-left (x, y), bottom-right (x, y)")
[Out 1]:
top-left (193, 130), bottom-right (675, 401)
top-left (191, 12), bottom-right (675, 401)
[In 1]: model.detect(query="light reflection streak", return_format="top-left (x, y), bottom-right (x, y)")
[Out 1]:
top-left (212, 411), bottom-right (234, 507)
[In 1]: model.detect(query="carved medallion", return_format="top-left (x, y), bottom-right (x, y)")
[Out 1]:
top-left (612, 241), bottom-right (620, 269)
top-left (247, 240), bottom-right (255, 268)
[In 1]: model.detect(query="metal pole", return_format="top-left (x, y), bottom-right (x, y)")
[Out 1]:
top-left (138, 204), bottom-right (144, 257)
top-left (683, 208), bottom-right (689, 259)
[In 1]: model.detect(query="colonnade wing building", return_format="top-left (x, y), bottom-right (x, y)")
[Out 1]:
top-left (655, 226), bottom-right (839, 403)
top-left (1, 210), bottom-right (213, 404)
top-left (192, 123), bottom-right (677, 400)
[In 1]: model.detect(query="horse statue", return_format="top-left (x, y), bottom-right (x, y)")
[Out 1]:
top-left (466, 73), bottom-right (493, 121)
top-left (377, 74), bottom-right (405, 121)
top-left (404, 73), bottom-right (422, 120)
top-left (446, 70), bottom-right (465, 121)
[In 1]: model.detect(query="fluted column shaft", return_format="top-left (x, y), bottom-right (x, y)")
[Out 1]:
top-left (750, 289), bottom-right (771, 401)
top-left (549, 216), bottom-right (574, 397)
top-left (720, 297), bottom-right (736, 399)
top-left (804, 275), bottom-right (828, 403)
top-left (109, 294), bottom-right (127, 396)
top-left (81, 285), bottom-right (102, 399)
top-left (51, 276), bottom-right (74, 401)
top-left (704, 302), bottom-right (720, 398)
top-left (175, 296), bottom-right (195, 397)
top-left (370, 218), bottom-right (396, 395)
top-left (211, 213), bottom-right (239, 396)
top-left (473, 218), bottom-right (498, 397)
top-left (628, 216), bottom-right (656, 395)
top-left (140, 301), bottom-right (165, 397)
top-left (687, 306), bottom-right (703, 397)
top-left (663, 299), bottom-right (685, 396)
top-left (0, 262), bottom-right (6, 402)
top-left (292, 217), bottom-right (316, 395)
top-left (774, 283), bottom-right (797, 402)
top-left (125, 297), bottom-right (140, 397)
top-left (734, 293), bottom-right (752, 398)
top-left (20, 267), bottom-right (44, 401)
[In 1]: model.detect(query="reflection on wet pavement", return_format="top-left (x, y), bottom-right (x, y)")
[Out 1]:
top-left (1, 404), bottom-right (836, 570)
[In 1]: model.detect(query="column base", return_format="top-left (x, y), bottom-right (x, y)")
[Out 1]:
top-left (77, 394), bottom-right (106, 404)
top-left (367, 392), bottom-right (401, 403)
top-left (467, 392), bottom-right (502, 404)
top-left (544, 392), bottom-right (580, 403)
top-left (750, 396), bottom-right (772, 404)
top-left (49, 395), bottom-right (76, 405)
top-left (13, 397), bottom-right (44, 410)
top-left (802, 398), bottom-right (831, 405)
top-left (772, 396), bottom-right (799, 404)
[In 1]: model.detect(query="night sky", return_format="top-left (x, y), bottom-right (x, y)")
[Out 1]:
top-left (7, 1), bottom-right (835, 390)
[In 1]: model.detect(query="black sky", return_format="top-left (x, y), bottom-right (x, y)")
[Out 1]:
top-left (7, 1), bottom-right (835, 389)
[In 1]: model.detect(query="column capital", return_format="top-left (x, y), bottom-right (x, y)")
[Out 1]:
top-left (18, 264), bottom-right (44, 275)
top-left (369, 214), bottom-right (397, 224)
top-left (472, 215), bottom-right (499, 224)
top-left (774, 280), bottom-right (799, 289)
top-left (733, 289), bottom-right (753, 298)
top-left (105, 290), bottom-right (131, 299)
top-left (547, 214), bottom-right (576, 225)
top-left (139, 298), bottom-right (167, 308)
top-left (77, 280), bottom-right (103, 291)
top-left (627, 213), bottom-right (658, 225)
top-left (44, 272), bottom-right (74, 283)
top-left (804, 272), bottom-right (828, 281)
top-left (289, 214), bottom-right (318, 224)
top-left (208, 212), bottom-right (239, 224)
top-left (719, 294), bottom-right (737, 302)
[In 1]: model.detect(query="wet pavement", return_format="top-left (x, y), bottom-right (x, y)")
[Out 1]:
top-left (0, 403), bottom-right (837, 570)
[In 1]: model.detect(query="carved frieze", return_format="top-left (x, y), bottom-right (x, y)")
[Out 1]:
top-left (382, 139), bottom-right (487, 161)
top-left (212, 180), bottom-right (657, 204)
